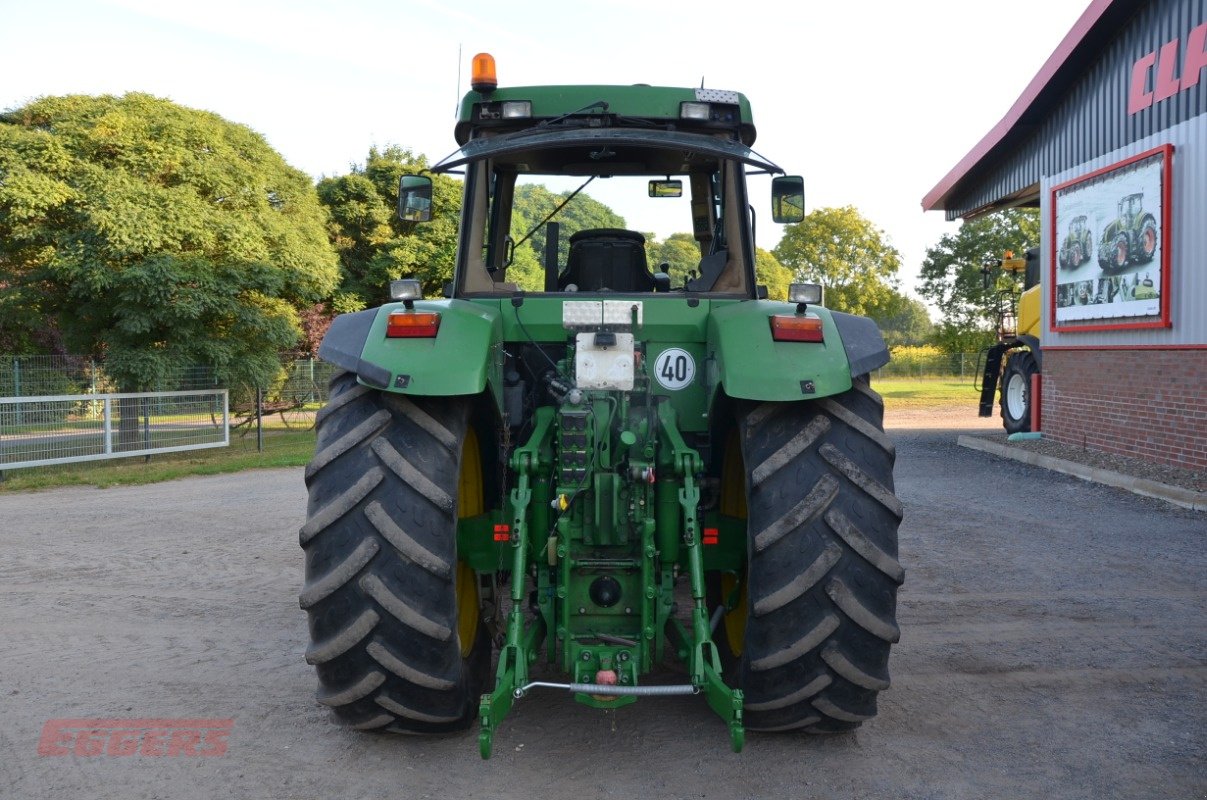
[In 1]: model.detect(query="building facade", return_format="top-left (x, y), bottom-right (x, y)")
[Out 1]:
top-left (925, 0), bottom-right (1206, 470)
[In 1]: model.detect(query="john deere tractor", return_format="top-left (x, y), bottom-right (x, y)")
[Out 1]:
top-left (1097, 192), bottom-right (1158, 271)
top-left (299, 54), bottom-right (902, 758)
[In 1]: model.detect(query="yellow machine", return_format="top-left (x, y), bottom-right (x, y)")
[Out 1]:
top-left (978, 248), bottom-right (1041, 433)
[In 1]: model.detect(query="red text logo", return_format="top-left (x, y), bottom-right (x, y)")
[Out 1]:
top-left (1129, 21), bottom-right (1207, 114)
top-left (38, 718), bottom-right (232, 757)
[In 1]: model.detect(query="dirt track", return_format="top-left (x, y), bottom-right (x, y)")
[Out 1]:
top-left (1, 407), bottom-right (1203, 799)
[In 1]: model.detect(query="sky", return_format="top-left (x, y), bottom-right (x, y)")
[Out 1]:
top-left (0, 0), bottom-right (1092, 308)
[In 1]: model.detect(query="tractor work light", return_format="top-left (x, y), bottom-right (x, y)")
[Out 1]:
top-left (680, 102), bottom-right (710, 120)
top-left (389, 278), bottom-right (423, 301)
top-left (788, 283), bottom-right (823, 306)
top-left (386, 311), bottom-right (441, 338)
top-left (769, 314), bottom-right (824, 343)
top-left (471, 52), bottom-right (497, 93)
top-left (501, 101), bottom-right (532, 118)
top-left (680, 101), bottom-right (740, 125)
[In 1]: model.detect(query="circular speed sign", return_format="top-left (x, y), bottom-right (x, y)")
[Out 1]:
top-left (652, 348), bottom-right (696, 391)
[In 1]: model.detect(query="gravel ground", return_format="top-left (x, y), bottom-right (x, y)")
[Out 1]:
top-left (0, 414), bottom-right (1203, 799)
top-left (887, 404), bottom-right (1205, 494)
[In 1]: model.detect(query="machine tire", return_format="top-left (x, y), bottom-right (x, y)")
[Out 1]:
top-left (299, 371), bottom-right (491, 733)
top-left (1000, 350), bottom-right (1038, 434)
top-left (722, 377), bottom-right (903, 733)
top-left (1139, 217), bottom-right (1158, 262)
top-left (1111, 232), bottom-right (1129, 269)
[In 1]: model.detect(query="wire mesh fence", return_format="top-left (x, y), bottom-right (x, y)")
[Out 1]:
top-left (0, 356), bottom-right (344, 471)
top-left (873, 352), bottom-right (981, 380)
top-left (0, 390), bottom-right (229, 470)
top-left (0, 355), bottom-right (219, 397)
top-left (1, 355), bottom-right (340, 403)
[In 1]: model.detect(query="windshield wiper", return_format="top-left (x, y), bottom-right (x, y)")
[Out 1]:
top-left (512, 175), bottom-right (596, 252)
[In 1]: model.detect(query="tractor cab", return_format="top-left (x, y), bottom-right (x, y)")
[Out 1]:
top-left (1120, 192), bottom-right (1144, 220)
top-left (396, 55), bottom-right (804, 300)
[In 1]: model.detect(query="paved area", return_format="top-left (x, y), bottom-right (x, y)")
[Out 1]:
top-left (0, 417), bottom-right (1203, 799)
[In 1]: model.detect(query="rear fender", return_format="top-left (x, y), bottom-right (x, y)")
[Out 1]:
top-left (705, 302), bottom-right (888, 404)
top-left (318, 300), bottom-right (503, 407)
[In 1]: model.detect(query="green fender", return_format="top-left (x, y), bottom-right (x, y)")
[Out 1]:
top-left (318, 299), bottom-right (503, 404)
top-left (705, 301), bottom-right (889, 403)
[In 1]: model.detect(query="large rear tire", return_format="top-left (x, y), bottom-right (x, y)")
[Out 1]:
top-left (719, 377), bottom-right (903, 732)
top-left (299, 371), bottom-right (491, 733)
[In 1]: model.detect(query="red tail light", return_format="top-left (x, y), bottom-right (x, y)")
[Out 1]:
top-left (769, 315), bottom-right (824, 342)
top-left (386, 311), bottom-right (440, 338)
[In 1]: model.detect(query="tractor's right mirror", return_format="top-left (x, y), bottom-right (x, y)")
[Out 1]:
top-left (398, 174), bottom-right (433, 222)
top-left (771, 175), bottom-right (805, 223)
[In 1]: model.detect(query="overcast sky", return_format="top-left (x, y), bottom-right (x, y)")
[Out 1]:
top-left (1, 0), bottom-right (1091, 307)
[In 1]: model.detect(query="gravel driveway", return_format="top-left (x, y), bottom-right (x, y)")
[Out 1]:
top-left (1, 413), bottom-right (1203, 799)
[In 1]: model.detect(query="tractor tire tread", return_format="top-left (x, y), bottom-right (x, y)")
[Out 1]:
top-left (732, 376), bottom-right (902, 734)
top-left (299, 370), bottom-right (488, 734)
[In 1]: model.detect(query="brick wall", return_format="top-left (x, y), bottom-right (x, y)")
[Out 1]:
top-left (1041, 349), bottom-right (1207, 470)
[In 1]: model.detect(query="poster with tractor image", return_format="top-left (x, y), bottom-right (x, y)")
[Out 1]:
top-left (1052, 147), bottom-right (1169, 328)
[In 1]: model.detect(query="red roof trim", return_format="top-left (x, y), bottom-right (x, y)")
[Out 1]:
top-left (921, 0), bottom-right (1117, 212)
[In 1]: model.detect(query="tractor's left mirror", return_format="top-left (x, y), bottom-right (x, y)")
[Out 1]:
top-left (398, 175), bottom-right (433, 222)
top-left (771, 175), bottom-right (805, 223)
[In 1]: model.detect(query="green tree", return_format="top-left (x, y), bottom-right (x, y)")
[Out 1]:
top-left (755, 247), bottom-right (793, 301)
top-left (0, 93), bottom-right (338, 391)
top-left (876, 294), bottom-right (934, 348)
top-left (510, 183), bottom-right (624, 260)
top-left (929, 321), bottom-right (996, 354)
top-left (646, 232), bottom-right (701, 279)
top-left (318, 146), bottom-right (461, 302)
top-left (916, 208), bottom-right (1040, 346)
top-left (773, 206), bottom-right (904, 318)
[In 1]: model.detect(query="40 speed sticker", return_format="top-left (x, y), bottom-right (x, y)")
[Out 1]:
top-left (652, 348), bottom-right (696, 391)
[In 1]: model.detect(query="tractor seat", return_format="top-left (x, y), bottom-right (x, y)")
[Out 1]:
top-left (559, 228), bottom-right (657, 292)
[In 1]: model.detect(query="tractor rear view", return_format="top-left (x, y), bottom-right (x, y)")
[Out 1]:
top-left (299, 54), bottom-right (903, 757)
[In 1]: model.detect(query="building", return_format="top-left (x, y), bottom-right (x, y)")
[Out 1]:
top-left (924, 0), bottom-right (1207, 471)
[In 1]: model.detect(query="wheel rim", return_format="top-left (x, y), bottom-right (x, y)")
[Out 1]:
top-left (455, 561), bottom-right (478, 657)
top-left (1143, 227), bottom-right (1156, 256)
top-left (456, 426), bottom-right (482, 657)
top-left (1115, 240), bottom-right (1127, 266)
top-left (1006, 371), bottom-right (1028, 421)
top-left (719, 429), bottom-right (748, 656)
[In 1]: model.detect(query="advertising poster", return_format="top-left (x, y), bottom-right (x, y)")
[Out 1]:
top-left (1051, 146), bottom-right (1171, 330)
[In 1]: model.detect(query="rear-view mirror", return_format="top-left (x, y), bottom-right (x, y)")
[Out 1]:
top-left (771, 176), bottom-right (805, 223)
top-left (648, 179), bottom-right (683, 198)
top-left (398, 175), bottom-right (433, 222)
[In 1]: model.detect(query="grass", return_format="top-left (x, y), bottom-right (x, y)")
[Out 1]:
top-left (0, 380), bottom-right (977, 491)
top-left (874, 378), bottom-right (979, 409)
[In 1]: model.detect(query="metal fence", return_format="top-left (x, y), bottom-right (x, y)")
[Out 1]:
top-left (0, 390), bottom-right (229, 471)
top-left (1, 355), bottom-right (218, 398)
top-left (873, 352), bottom-right (981, 380)
top-left (1, 355), bottom-right (339, 403)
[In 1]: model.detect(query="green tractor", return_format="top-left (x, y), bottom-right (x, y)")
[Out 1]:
top-left (1057, 215), bottom-right (1091, 270)
top-left (299, 54), bottom-right (902, 758)
top-left (1097, 192), bottom-right (1158, 271)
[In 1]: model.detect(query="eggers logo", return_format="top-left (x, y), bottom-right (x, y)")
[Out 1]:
top-left (38, 718), bottom-right (232, 757)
